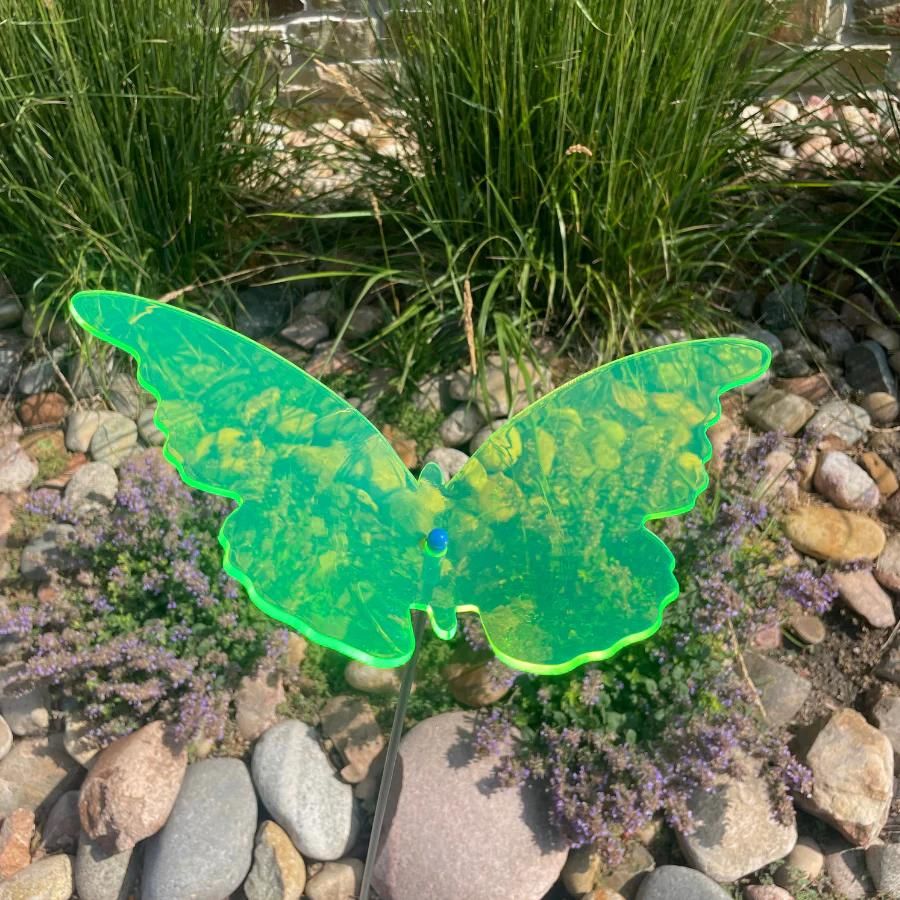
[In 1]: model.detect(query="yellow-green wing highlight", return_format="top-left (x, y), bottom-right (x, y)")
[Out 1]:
top-left (69, 290), bottom-right (449, 667)
top-left (427, 338), bottom-right (770, 675)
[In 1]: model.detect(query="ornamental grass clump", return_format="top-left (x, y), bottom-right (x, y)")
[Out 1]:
top-left (473, 433), bottom-right (835, 866)
top-left (0, 451), bottom-right (286, 746)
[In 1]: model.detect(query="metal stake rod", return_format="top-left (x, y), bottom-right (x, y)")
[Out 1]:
top-left (358, 609), bottom-right (428, 900)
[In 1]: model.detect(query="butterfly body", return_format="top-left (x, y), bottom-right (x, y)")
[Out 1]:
top-left (71, 291), bottom-right (770, 674)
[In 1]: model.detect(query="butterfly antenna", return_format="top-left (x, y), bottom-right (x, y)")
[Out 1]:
top-left (358, 608), bottom-right (428, 900)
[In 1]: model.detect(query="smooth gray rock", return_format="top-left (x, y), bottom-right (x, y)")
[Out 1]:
top-left (74, 831), bottom-right (138, 900)
top-left (63, 462), bottom-right (118, 513)
top-left (866, 841), bottom-right (900, 896)
top-left (281, 313), bottom-right (329, 350)
top-left (236, 285), bottom-right (293, 338)
top-left (439, 405), bottom-right (485, 447)
top-left (65, 410), bottom-right (110, 453)
top-left (107, 373), bottom-right (143, 419)
top-left (805, 399), bottom-right (871, 445)
top-left (89, 414), bottom-right (137, 467)
top-left (251, 720), bottom-right (358, 861)
top-left (636, 865), bottom-right (731, 900)
top-left (371, 711), bottom-right (567, 900)
top-left (0, 331), bottom-right (27, 392)
top-left (142, 758), bottom-right (257, 900)
top-left (297, 289), bottom-right (344, 326)
top-left (136, 407), bottom-right (164, 447)
top-left (0, 733), bottom-right (82, 819)
top-left (744, 651), bottom-right (811, 727)
top-left (0, 853), bottom-right (74, 899)
top-left (422, 447), bottom-right (470, 479)
top-left (746, 388), bottom-right (815, 435)
top-left (762, 283), bottom-right (806, 330)
top-left (0, 441), bottom-right (37, 494)
top-left (20, 524), bottom-right (76, 582)
top-left (0, 294), bottom-right (23, 329)
top-left (42, 791), bottom-right (81, 854)
top-left (17, 353), bottom-right (62, 395)
top-left (845, 340), bottom-right (897, 396)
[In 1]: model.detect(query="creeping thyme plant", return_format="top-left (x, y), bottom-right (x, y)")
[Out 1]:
top-left (1, 450), bottom-right (287, 745)
top-left (473, 433), bottom-right (836, 866)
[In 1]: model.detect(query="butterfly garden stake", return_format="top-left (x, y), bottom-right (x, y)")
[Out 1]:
top-left (70, 290), bottom-right (771, 899)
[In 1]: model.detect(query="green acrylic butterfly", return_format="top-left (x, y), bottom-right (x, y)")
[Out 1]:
top-left (70, 291), bottom-right (770, 675)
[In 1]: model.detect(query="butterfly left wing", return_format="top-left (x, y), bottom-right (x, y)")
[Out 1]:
top-left (70, 291), bottom-right (448, 667)
top-left (427, 338), bottom-right (770, 674)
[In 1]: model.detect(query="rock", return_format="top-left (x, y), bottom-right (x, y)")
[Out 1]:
top-left (0, 442), bottom-right (37, 494)
top-left (79, 721), bottom-right (187, 853)
top-left (634, 865), bottom-right (730, 900)
top-left (863, 391), bottom-right (900, 423)
top-left (676, 755), bottom-right (796, 882)
top-left (136, 407), bottom-right (164, 446)
top-left (439, 405), bottom-right (485, 447)
top-left (762, 283), bottom-right (806, 331)
top-left (371, 711), bottom-right (567, 900)
top-left (774, 348), bottom-right (813, 378)
top-left (845, 340), bottom-right (897, 396)
top-left (0, 666), bottom-right (49, 736)
top-left (342, 304), bottom-right (382, 340)
top-left (16, 356), bottom-right (59, 396)
top-left (281, 313), bottom-right (329, 350)
top-left (107, 374), bottom-right (142, 419)
top-left (774, 834), bottom-right (824, 887)
top-left (0, 717), bottom-right (10, 761)
top-left (379, 424), bottom-right (417, 469)
top-left (876, 636), bottom-right (900, 683)
top-left (0, 332), bottom-right (26, 394)
top-left (783, 505), bottom-right (885, 561)
top-left (833, 569), bottom-right (896, 628)
top-left (297, 290), bottom-right (344, 327)
top-left (74, 831), bottom-right (137, 900)
top-left (877, 535), bottom-right (900, 592)
top-left (320, 695), bottom-right (384, 784)
top-left (65, 410), bottom-right (108, 453)
top-left (0, 294), bottom-right (22, 330)
top-left (805, 399), bottom-right (871, 445)
top-left (744, 652), bottom-right (811, 727)
top-left (824, 838), bottom-right (875, 898)
top-left (870, 691), bottom-right (900, 767)
top-left (68, 350), bottom-right (115, 398)
top-left (17, 392), bottom-right (67, 428)
top-left (251, 720), bottom-right (358, 861)
top-left (818, 320), bottom-right (856, 361)
top-left (235, 285), bottom-right (293, 338)
top-left (442, 643), bottom-right (515, 707)
top-left (235, 670), bottom-right (284, 742)
top-left (0, 808), bottom-right (35, 878)
top-left (244, 820), bottom-right (306, 900)
top-left (773, 373), bottom-right (832, 403)
top-left (305, 858), bottom-right (363, 900)
top-left (0, 854), bottom-right (73, 900)
top-left (562, 845), bottom-right (601, 895)
top-left (41, 791), bottom-right (80, 854)
top-left (0, 734), bottom-right (81, 820)
top-left (866, 840), bottom-right (900, 895)
top-left (64, 708), bottom-right (99, 769)
top-left (594, 842), bottom-right (655, 897)
top-left (422, 447), bottom-right (469, 480)
top-left (786, 611), bottom-right (827, 644)
top-left (813, 450), bottom-right (881, 510)
top-left (142, 758), bottom-right (257, 900)
top-left (344, 659), bottom-right (402, 695)
top-left (793, 708), bottom-right (893, 846)
top-left (861, 450), bottom-right (899, 496)
top-left (746, 388), bottom-right (815, 435)
top-left (284, 633), bottom-right (307, 669)
top-left (20, 523), bottom-right (76, 582)
top-left (88, 414), bottom-right (137, 467)
top-left (743, 887), bottom-right (792, 900)
top-left (411, 373), bottom-right (453, 415)
top-left (470, 419), bottom-right (506, 452)
top-left (63, 462), bottom-right (118, 514)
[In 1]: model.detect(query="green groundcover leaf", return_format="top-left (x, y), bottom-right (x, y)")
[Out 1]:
top-left (70, 291), bottom-right (770, 674)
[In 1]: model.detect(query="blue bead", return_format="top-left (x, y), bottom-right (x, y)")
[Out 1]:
top-left (426, 527), bottom-right (449, 554)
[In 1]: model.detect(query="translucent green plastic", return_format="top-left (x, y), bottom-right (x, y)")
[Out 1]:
top-left (70, 291), bottom-right (770, 674)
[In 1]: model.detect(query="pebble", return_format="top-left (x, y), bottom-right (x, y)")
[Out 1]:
top-left (235, 670), bottom-right (285, 742)
top-left (813, 450), bottom-right (881, 510)
top-left (762, 283), bottom-right (806, 331)
top-left (470, 419), bottom-right (506, 452)
top-left (863, 391), bottom-right (900, 423)
top-left (773, 373), bottom-right (832, 403)
top-left (20, 523), bottom-right (76, 582)
top-left (0, 332), bottom-right (26, 393)
top-left (0, 808), bottom-right (34, 878)
top-left (107, 373), bottom-right (142, 419)
top-left (805, 398), bottom-right (871, 445)
top-left (344, 659), bottom-right (402, 695)
top-left (833, 569), bottom-right (896, 628)
top-left (0, 442), bottom-right (37, 494)
top-left (79, 721), bottom-right (188, 853)
top-left (676, 754), bottom-right (796, 882)
top-left (0, 733), bottom-right (81, 819)
top-left (867, 323), bottom-right (900, 351)
top-left (422, 447), bottom-right (469, 480)
top-left (0, 716), bottom-right (10, 761)
top-left (870, 690), bottom-right (900, 767)
top-left (371, 711), bottom-right (567, 900)
top-left (743, 887), bottom-right (792, 900)
top-left (244, 820), bottom-right (306, 900)
top-left (746, 388), bottom-right (815, 435)
top-left (860, 449), bottom-right (899, 496)
top-left (320, 695), bottom-right (384, 784)
top-left (136, 407), bottom-right (164, 446)
top-left (783, 505), bottom-right (885, 561)
top-left (561, 845), bottom-right (601, 895)
top-left (0, 853), bottom-right (73, 900)
top-left (866, 840), bottom-right (900, 895)
top-left (877, 534), bottom-right (900, 592)
top-left (744, 652), bottom-right (811, 727)
top-left (235, 285), bottom-right (293, 338)
top-left (281, 313), bottom-right (330, 350)
top-left (251, 720), bottom-right (359, 861)
top-left (342, 304), bottom-right (382, 340)
top-left (63, 462), bottom-right (118, 514)
top-left (774, 834), bottom-right (824, 887)
top-left (634, 865), bottom-right (731, 900)
top-left (297, 290), bottom-right (344, 327)
top-left (0, 294), bottom-right (22, 330)
top-left (142, 758), bottom-right (257, 900)
top-left (17, 392), bottom-right (67, 427)
top-left (65, 410), bottom-right (108, 453)
top-left (16, 356), bottom-right (60, 396)
top-left (786, 611), bottom-right (827, 644)
top-left (88, 414), bottom-right (137, 467)
top-left (824, 839), bottom-right (874, 898)
top-left (305, 858), bottom-right (363, 900)
top-left (40, 791), bottom-right (80, 855)
top-left (845, 340), bottom-right (897, 396)
top-left (74, 831), bottom-right (138, 900)
top-left (442, 644), bottom-right (514, 707)
top-left (0, 664), bottom-right (49, 736)
top-left (439, 405), bottom-right (485, 447)
top-left (794, 708), bottom-right (893, 846)
top-left (594, 842), bottom-right (655, 897)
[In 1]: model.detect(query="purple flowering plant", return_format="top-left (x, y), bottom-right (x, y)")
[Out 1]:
top-left (1, 450), bottom-right (286, 746)
top-left (472, 432), bottom-right (834, 867)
